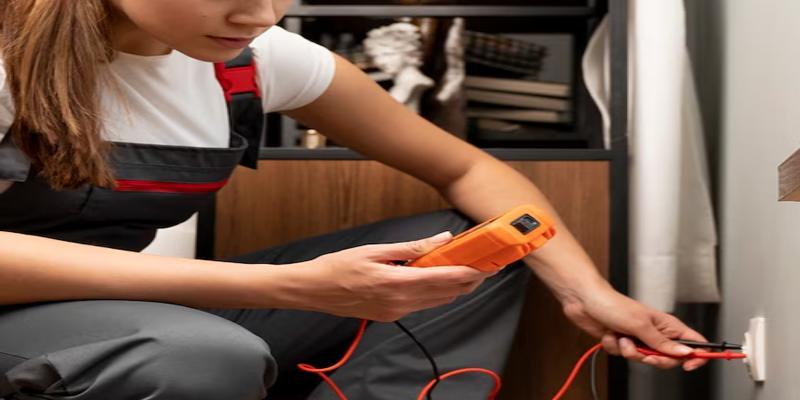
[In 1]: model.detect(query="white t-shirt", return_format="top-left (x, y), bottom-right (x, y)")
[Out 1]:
top-left (0, 26), bottom-right (334, 192)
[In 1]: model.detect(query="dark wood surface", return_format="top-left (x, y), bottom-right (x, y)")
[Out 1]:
top-left (214, 160), bottom-right (610, 399)
top-left (779, 149), bottom-right (800, 201)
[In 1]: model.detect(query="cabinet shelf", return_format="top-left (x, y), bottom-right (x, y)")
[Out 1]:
top-left (278, 5), bottom-right (605, 152)
top-left (286, 5), bottom-right (598, 17)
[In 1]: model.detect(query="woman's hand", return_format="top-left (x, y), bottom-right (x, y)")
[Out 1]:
top-left (284, 231), bottom-right (494, 322)
top-left (561, 280), bottom-right (709, 372)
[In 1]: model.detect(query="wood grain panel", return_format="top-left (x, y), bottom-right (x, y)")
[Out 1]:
top-left (779, 149), bottom-right (800, 201)
top-left (501, 161), bottom-right (609, 400)
top-left (214, 160), bottom-right (610, 399)
top-left (214, 160), bottom-right (450, 257)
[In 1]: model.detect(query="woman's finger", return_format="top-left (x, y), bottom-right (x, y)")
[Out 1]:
top-left (641, 355), bottom-right (682, 369)
top-left (601, 332), bottom-right (620, 356)
top-left (656, 314), bottom-right (711, 370)
top-left (682, 358), bottom-right (707, 371)
top-left (618, 338), bottom-right (677, 368)
top-left (363, 231), bottom-right (453, 261)
top-left (618, 337), bottom-right (645, 361)
top-left (634, 319), bottom-right (695, 358)
top-left (391, 264), bottom-right (491, 285)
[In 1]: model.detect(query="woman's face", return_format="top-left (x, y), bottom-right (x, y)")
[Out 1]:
top-left (109, 0), bottom-right (293, 60)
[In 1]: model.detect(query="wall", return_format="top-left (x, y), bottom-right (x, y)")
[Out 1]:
top-left (704, 1), bottom-right (800, 399)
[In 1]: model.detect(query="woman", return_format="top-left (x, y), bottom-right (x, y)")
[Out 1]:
top-left (0, 1), bottom-right (708, 399)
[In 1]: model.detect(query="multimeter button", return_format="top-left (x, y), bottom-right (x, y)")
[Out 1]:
top-left (510, 214), bottom-right (541, 234)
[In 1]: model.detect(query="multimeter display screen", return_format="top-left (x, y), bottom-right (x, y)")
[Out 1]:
top-left (510, 214), bottom-right (540, 234)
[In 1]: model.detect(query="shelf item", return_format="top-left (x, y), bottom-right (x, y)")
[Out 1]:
top-left (779, 149), bottom-right (800, 201)
top-left (280, 12), bottom-right (589, 150)
top-left (468, 121), bottom-right (585, 149)
top-left (465, 75), bottom-right (571, 97)
top-left (466, 88), bottom-right (571, 111)
top-left (466, 108), bottom-right (569, 123)
top-left (300, 129), bottom-right (328, 149)
top-left (463, 30), bottom-right (546, 76)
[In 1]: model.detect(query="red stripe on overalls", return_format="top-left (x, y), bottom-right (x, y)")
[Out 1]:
top-left (111, 58), bottom-right (258, 194)
top-left (114, 179), bottom-right (229, 193)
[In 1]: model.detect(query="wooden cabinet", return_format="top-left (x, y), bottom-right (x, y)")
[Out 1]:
top-left (214, 159), bottom-right (609, 399)
top-left (780, 149), bottom-right (800, 201)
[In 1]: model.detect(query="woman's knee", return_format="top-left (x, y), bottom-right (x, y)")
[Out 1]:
top-left (3, 301), bottom-right (277, 400)
top-left (128, 306), bottom-right (278, 399)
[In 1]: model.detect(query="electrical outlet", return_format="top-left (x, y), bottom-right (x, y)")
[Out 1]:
top-left (742, 317), bottom-right (766, 382)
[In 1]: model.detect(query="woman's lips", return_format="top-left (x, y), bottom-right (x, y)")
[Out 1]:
top-left (208, 36), bottom-right (255, 49)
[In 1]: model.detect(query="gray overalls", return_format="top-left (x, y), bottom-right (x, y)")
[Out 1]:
top-left (0, 51), bottom-right (531, 400)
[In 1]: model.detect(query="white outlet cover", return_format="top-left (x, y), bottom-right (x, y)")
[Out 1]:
top-left (742, 317), bottom-right (766, 382)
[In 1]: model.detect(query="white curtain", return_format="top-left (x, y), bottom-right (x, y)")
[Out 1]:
top-left (582, 0), bottom-right (719, 312)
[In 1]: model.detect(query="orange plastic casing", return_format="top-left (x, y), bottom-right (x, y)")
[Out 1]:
top-left (407, 204), bottom-right (556, 272)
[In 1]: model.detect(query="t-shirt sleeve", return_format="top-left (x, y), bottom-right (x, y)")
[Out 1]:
top-left (0, 59), bottom-right (15, 142)
top-left (250, 26), bottom-right (335, 113)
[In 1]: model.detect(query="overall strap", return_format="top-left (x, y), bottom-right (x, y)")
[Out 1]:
top-left (0, 133), bottom-right (31, 182)
top-left (214, 47), bottom-right (264, 169)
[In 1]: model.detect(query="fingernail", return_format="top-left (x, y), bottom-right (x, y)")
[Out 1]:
top-left (618, 337), bottom-right (632, 348)
top-left (684, 364), bottom-right (699, 372)
top-left (641, 356), bottom-right (657, 365)
top-left (674, 345), bottom-right (693, 356)
top-left (430, 231), bottom-right (452, 244)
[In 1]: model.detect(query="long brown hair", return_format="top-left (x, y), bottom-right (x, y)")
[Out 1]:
top-left (1, 0), bottom-right (116, 189)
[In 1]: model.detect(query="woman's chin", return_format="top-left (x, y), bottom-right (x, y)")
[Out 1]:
top-left (180, 47), bottom-right (248, 63)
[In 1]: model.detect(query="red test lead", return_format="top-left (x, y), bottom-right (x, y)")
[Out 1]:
top-left (637, 347), bottom-right (746, 360)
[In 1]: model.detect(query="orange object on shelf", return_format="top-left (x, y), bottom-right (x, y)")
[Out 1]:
top-left (408, 204), bottom-right (556, 272)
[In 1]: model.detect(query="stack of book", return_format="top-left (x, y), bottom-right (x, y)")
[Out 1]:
top-left (464, 75), bottom-right (571, 126)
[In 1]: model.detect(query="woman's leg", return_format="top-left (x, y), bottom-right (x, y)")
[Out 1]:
top-left (207, 209), bottom-right (532, 400)
top-left (0, 210), bottom-right (530, 400)
top-left (0, 300), bottom-right (277, 400)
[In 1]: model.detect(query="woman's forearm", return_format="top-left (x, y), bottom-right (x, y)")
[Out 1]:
top-left (0, 231), bottom-right (297, 308)
top-left (520, 233), bottom-right (611, 304)
top-left (439, 155), bottom-right (610, 302)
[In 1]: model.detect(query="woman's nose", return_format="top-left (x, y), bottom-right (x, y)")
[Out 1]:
top-left (228, 0), bottom-right (278, 29)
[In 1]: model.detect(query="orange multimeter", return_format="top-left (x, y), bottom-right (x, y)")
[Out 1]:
top-left (407, 204), bottom-right (557, 272)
